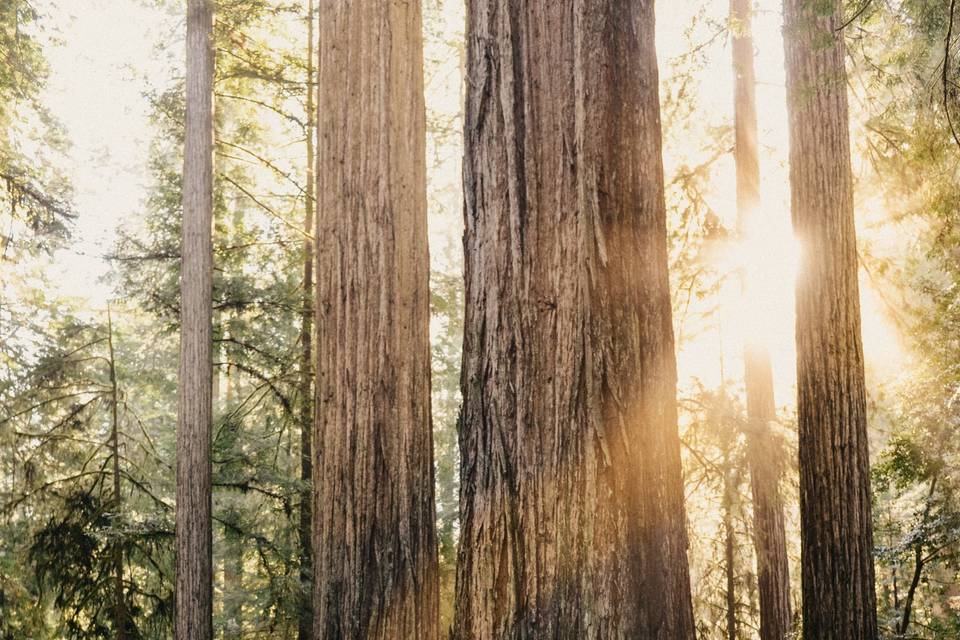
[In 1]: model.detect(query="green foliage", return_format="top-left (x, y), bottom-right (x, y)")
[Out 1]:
top-left (0, 0), bottom-right (72, 260)
top-left (850, 1), bottom-right (960, 635)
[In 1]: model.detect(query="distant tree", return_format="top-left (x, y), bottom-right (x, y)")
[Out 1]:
top-left (175, 0), bottom-right (215, 637)
top-left (729, 1), bottom-right (792, 637)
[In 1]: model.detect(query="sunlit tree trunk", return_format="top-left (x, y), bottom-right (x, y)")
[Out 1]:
top-left (176, 0), bottom-right (214, 637)
top-left (452, 2), bottom-right (696, 638)
top-left (312, 1), bottom-right (439, 638)
top-left (783, 1), bottom-right (878, 637)
top-left (730, 1), bottom-right (793, 637)
top-left (297, 2), bottom-right (316, 640)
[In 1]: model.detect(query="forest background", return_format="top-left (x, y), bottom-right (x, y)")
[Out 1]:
top-left (2, 0), bottom-right (958, 637)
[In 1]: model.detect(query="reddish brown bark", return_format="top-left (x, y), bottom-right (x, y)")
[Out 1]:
top-left (783, 1), bottom-right (878, 637)
top-left (453, 2), bottom-right (695, 638)
top-left (312, 1), bottom-right (439, 638)
top-left (175, 0), bottom-right (214, 638)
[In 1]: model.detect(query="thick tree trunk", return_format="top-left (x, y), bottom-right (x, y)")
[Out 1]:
top-left (783, 1), bottom-right (878, 638)
top-left (452, 2), bottom-right (696, 638)
top-left (297, 3), bottom-right (315, 640)
top-left (312, 1), bottom-right (439, 639)
top-left (176, 0), bottom-right (214, 638)
top-left (730, 4), bottom-right (793, 637)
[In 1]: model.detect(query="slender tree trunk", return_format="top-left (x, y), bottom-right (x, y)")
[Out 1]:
top-left (107, 307), bottom-right (127, 640)
top-left (742, 345), bottom-right (792, 638)
top-left (176, 0), bottom-right (214, 638)
top-left (223, 508), bottom-right (243, 637)
top-left (297, 2), bottom-right (315, 640)
top-left (313, 1), bottom-right (438, 638)
top-left (896, 475), bottom-right (937, 637)
top-left (453, 2), bottom-right (696, 638)
top-left (222, 365), bottom-right (243, 638)
top-left (730, 3), bottom-right (794, 638)
top-left (722, 450), bottom-right (739, 640)
top-left (783, 1), bottom-right (878, 638)
top-left (733, 8), bottom-right (794, 629)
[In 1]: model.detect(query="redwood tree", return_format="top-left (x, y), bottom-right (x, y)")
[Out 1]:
top-left (175, 0), bottom-right (215, 638)
top-left (731, 0), bottom-right (792, 637)
top-left (453, 2), bottom-right (696, 638)
top-left (783, 0), bottom-right (878, 637)
top-left (312, 1), bottom-right (439, 639)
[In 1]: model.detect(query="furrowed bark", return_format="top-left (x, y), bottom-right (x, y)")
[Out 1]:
top-left (453, 2), bottom-right (696, 638)
top-left (312, 1), bottom-right (439, 638)
top-left (783, 1), bottom-right (878, 637)
top-left (730, 3), bottom-right (793, 636)
top-left (176, 0), bottom-right (214, 638)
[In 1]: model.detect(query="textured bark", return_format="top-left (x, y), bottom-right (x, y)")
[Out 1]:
top-left (730, 2), bottom-right (793, 637)
top-left (312, 1), bottom-right (439, 639)
top-left (297, 2), bottom-right (315, 638)
top-left (783, 1), bottom-right (878, 638)
top-left (453, 2), bottom-right (695, 638)
top-left (175, 0), bottom-right (214, 638)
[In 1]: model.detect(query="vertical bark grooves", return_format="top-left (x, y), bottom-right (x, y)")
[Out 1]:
top-left (297, 2), bottom-right (315, 638)
top-left (176, 0), bottom-right (214, 638)
top-left (453, 2), bottom-right (695, 638)
top-left (313, 1), bottom-right (439, 639)
top-left (782, 1), bottom-right (878, 638)
top-left (730, 1), bottom-right (792, 637)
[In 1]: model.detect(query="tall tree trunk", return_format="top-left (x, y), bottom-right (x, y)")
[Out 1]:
top-left (742, 345), bottom-right (792, 638)
top-left (176, 0), bottom-right (214, 638)
top-left (452, 2), bottom-right (696, 638)
top-left (107, 306), bottom-right (127, 640)
top-left (730, 2), bottom-right (793, 637)
top-left (297, 2), bottom-right (316, 640)
top-left (312, 1), bottom-right (439, 639)
top-left (783, 1), bottom-right (878, 638)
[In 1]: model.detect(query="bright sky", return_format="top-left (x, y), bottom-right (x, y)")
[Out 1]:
top-left (36, 0), bottom-right (907, 411)
top-left (40, 0), bottom-right (178, 308)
